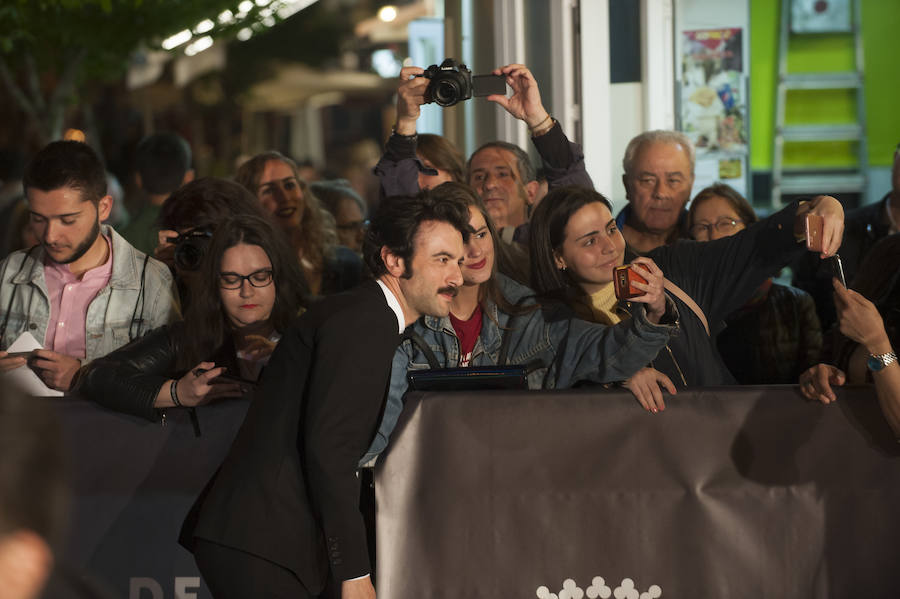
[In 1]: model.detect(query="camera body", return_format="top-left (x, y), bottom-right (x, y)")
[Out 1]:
top-left (171, 229), bottom-right (213, 271)
top-left (422, 59), bottom-right (473, 107)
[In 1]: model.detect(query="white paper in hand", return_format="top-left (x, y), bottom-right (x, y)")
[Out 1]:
top-left (2, 332), bottom-right (64, 397)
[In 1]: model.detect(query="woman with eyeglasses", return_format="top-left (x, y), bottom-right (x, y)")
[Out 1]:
top-left (235, 152), bottom-right (362, 296)
top-left (75, 215), bottom-right (307, 420)
top-left (528, 184), bottom-right (843, 411)
top-left (687, 184), bottom-right (823, 384)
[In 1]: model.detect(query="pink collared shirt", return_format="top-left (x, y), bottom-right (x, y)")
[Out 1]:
top-left (44, 235), bottom-right (113, 358)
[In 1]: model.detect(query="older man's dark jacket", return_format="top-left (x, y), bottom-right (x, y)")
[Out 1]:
top-left (181, 280), bottom-right (399, 592)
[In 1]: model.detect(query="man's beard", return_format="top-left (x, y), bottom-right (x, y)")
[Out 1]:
top-left (47, 218), bottom-right (101, 265)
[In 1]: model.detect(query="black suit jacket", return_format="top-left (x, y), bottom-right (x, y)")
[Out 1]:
top-left (182, 281), bottom-right (400, 592)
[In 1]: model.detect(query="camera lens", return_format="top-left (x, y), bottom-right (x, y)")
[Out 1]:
top-left (174, 242), bottom-right (204, 271)
top-left (434, 79), bottom-right (460, 107)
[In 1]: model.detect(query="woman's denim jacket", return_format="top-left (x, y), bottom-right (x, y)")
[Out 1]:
top-left (0, 226), bottom-right (180, 363)
top-left (361, 274), bottom-right (678, 464)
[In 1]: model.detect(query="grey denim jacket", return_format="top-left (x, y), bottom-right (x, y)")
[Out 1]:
top-left (0, 226), bottom-right (180, 363)
top-left (360, 274), bottom-right (678, 464)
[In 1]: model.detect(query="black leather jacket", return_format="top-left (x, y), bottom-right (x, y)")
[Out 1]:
top-left (75, 322), bottom-right (239, 421)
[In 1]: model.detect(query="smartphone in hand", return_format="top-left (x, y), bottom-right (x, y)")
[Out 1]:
top-left (613, 264), bottom-right (649, 300)
top-left (805, 214), bottom-right (825, 252)
top-left (830, 254), bottom-right (846, 287)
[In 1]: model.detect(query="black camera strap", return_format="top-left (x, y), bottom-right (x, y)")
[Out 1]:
top-left (128, 254), bottom-right (150, 342)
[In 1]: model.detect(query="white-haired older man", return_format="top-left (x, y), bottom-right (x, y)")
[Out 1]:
top-left (616, 130), bottom-right (696, 254)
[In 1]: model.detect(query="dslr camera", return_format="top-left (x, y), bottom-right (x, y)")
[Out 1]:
top-left (168, 229), bottom-right (213, 271)
top-left (420, 58), bottom-right (505, 107)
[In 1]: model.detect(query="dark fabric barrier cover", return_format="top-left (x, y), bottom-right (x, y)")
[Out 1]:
top-left (375, 386), bottom-right (900, 598)
top-left (55, 396), bottom-right (249, 598)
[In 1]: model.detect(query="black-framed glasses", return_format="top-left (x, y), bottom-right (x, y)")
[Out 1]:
top-left (218, 269), bottom-right (274, 290)
top-left (690, 217), bottom-right (744, 239)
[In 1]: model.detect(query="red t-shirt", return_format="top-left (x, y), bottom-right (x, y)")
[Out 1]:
top-left (449, 304), bottom-right (483, 367)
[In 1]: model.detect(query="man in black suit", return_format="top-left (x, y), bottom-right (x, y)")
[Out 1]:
top-left (181, 191), bottom-right (472, 598)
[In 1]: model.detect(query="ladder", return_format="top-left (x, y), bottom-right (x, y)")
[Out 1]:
top-left (771, 0), bottom-right (867, 209)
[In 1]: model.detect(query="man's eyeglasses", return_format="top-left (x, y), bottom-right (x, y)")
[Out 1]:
top-left (218, 269), bottom-right (274, 290)
top-left (336, 219), bottom-right (370, 232)
top-left (689, 217), bottom-right (744, 239)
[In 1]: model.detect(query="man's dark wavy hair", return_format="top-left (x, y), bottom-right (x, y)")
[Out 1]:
top-left (363, 188), bottom-right (471, 278)
top-left (177, 214), bottom-right (308, 371)
top-left (23, 140), bottom-right (106, 205)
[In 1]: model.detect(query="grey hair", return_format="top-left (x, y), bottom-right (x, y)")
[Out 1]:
top-left (467, 141), bottom-right (536, 184)
top-left (622, 130), bottom-right (695, 176)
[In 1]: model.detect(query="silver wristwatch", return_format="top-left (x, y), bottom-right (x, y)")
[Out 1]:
top-left (867, 351), bottom-right (898, 372)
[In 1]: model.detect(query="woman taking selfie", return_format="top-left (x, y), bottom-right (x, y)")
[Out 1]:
top-left (76, 215), bottom-right (307, 421)
top-left (528, 185), bottom-right (844, 411)
top-left (362, 182), bottom-right (678, 463)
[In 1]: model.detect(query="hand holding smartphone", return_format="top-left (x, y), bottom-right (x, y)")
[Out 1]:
top-left (805, 214), bottom-right (825, 253)
top-left (830, 254), bottom-right (846, 287)
top-left (614, 263), bottom-right (650, 300)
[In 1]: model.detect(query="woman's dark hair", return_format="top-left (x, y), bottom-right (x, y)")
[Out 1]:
top-left (235, 151), bottom-right (338, 268)
top-left (159, 177), bottom-right (267, 231)
top-left (831, 234), bottom-right (900, 370)
top-left (363, 188), bottom-right (471, 278)
top-left (529, 185), bottom-right (613, 297)
top-left (417, 134), bottom-right (465, 183)
top-left (178, 215), bottom-right (308, 370)
top-left (428, 181), bottom-right (536, 317)
top-left (687, 183), bottom-right (758, 232)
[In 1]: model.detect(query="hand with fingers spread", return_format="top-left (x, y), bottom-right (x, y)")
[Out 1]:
top-left (797, 195), bottom-right (845, 258)
top-left (29, 349), bottom-right (82, 391)
top-left (624, 257), bottom-right (667, 323)
top-left (486, 63), bottom-right (550, 131)
top-left (394, 66), bottom-right (429, 135)
top-left (623, 367), bottom-right (676, 413)
top-left (799, 363), bottom-right (846, 404)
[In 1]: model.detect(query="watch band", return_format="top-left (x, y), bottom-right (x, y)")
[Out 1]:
top-left (867, 351), bottom-right (898, 372)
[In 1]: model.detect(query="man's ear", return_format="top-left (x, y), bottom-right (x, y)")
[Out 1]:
top-left (182, 169), bottom-right (195, 185)
top-left (97, 194), bottom-right (113, 223)
top-left (553, 250), bottom-right (567, 271)
top-left (381, 246), bottom-right (405, 278)
top-left (524, 180), bottom-right (540, 206)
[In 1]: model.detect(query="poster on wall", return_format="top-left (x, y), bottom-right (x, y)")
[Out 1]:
top-left (681, 28), bottom-right (748, 197)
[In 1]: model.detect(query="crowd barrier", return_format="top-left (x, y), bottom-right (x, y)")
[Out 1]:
top-left (376, 386), bottom-right (900, 598)
top-left (53, 387), bottom-right (899, 598)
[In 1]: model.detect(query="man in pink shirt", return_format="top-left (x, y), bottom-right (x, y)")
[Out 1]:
top-left (0, 141), bottom-right (179, 392)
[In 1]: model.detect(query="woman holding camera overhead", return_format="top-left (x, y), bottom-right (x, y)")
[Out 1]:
top-left (528, 185), bottom-right (845, 411)
top-left (76, 215), bottom-right (307, 421)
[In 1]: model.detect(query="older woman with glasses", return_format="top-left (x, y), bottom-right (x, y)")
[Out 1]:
top-left (75, 215), bottom-right (307, 420)
top-left (687, 183), bottom-right (823, 384)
